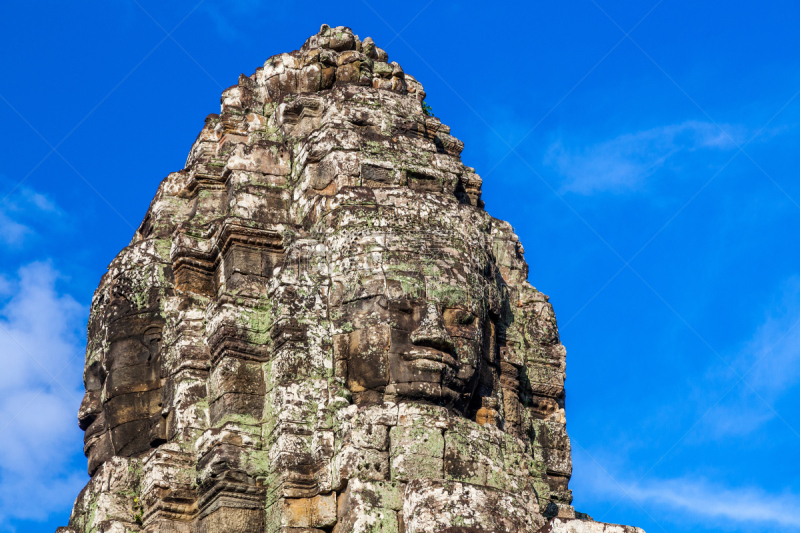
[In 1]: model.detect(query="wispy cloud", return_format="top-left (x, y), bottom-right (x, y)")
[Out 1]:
top-left (576, 452), bottom-right (800, 530)
top-left (0, 213), bottom-right (31, 246)
top-left (699, 276), bottom-right (800, 438)
top-left (737, 276), bottom-right (800, 396)
top-left (0, 182), bottom-right (62, 247)
top-left (0, 262), bottom-right (88, 523)
top-left (631, 477), bottom-right (800, 528)
top-left (544, 121), bottom-right (746, 195)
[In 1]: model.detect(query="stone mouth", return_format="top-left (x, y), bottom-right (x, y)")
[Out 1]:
top-left (83, 433), bottom-right (100, 456)
top-left (402, 348), bottom-right (457, 369)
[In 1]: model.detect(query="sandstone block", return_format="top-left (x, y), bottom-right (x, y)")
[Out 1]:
top-left (402, 478), bottom-right (544, 533)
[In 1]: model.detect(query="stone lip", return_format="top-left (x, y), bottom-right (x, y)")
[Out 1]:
top-left (56, 24), bottom-right (645, 533)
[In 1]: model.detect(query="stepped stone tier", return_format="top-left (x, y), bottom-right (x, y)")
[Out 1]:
top-left (58, 25), bottom-right (645, 533)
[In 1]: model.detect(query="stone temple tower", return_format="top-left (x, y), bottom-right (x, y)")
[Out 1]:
top-left (58, 24), bottom-right (645, 533)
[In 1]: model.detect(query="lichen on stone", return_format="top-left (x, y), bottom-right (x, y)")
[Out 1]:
top-left (58, 24), bottom-right (645, 533)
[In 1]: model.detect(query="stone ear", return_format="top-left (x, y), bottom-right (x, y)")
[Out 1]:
top-left (142, 326), bottom-right (162, 360)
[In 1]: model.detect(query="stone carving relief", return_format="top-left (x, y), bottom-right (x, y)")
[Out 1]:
top-left (57, 24), bottom-right (644, 533)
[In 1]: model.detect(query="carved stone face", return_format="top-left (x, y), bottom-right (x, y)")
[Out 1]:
top-left (78, 292), bottom-right (165, 475)
top-left (328, 196), bottom-right (495, 411)
top-left (336, 277), bottom-right (488, 409)
top-left (62, 25), bottom-right (587, 533)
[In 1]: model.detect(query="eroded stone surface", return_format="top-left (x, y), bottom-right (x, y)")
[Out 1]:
top-left (58, 24), bottom-right (644, 533)
top-left (542, 518), bottom-right (646, 533)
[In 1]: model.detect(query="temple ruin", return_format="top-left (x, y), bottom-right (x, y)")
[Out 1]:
top-left (58, 25), bottom-right (645, 533)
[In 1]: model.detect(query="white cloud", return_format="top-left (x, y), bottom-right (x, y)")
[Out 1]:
top-left (737, 276), bottom-right (800, 397)
top-left (574, 452), bottom-right (800, 530)
top-left (18, 187), bottom-right (58, 212)
top-left (544, 121), bottom-right (746, 195)
top-left (0, 212), bottom-right (31, 246)
top-left (0, 182), bottom-right (62, 247)
top-left (0, 262), bottom-right (88, 523)
top-left (698, 276), bottom-right (800, 438)
top-left (628, 477), bottom-right (800, 528)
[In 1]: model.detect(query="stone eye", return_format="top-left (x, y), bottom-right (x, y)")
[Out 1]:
top-left (143, 329), bottom-right (162, 345)
top-left (392, 299), bottom-right (414, 314)
top-left (85, 361), bottom-right (106, 390)
top-left (457, 313), bottom-right (475, 325)
top-left (445, 309), bottom-right (475, 326)
top-left (142, 327), bottom-right (163, 356)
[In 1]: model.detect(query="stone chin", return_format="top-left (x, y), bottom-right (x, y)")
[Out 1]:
top-left (83, 424), bottom-right (113, 476)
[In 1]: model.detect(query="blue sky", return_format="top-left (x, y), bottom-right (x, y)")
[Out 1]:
top-left (1, 1), bottom-right (798, 531)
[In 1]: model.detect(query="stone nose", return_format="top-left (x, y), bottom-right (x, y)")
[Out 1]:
top-left (410, 303), bottom-right (455, 353)
top-left (77, 390), bottom-right (102, 431)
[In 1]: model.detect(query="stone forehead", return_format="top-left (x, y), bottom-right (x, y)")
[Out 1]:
top-left (331, 257), bottom-right (496, 313)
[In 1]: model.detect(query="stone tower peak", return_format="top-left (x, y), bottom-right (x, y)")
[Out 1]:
top-left (57, 26), bottom-right (645, 533)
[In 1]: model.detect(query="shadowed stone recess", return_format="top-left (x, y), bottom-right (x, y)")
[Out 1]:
top-left (57, 24), bottom-right (645, 533)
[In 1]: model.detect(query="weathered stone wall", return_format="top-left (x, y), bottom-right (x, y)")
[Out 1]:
top-left (58, 24), bottom-right (644, 533)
